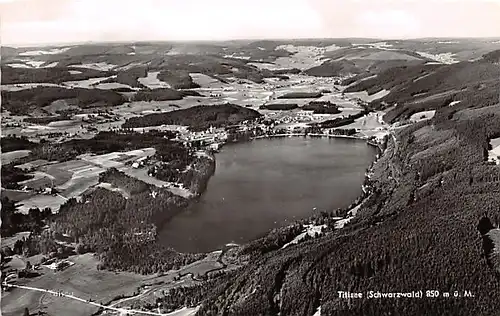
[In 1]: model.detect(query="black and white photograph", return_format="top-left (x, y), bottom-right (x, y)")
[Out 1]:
top-left (1, 0), bottom-right (500, 315)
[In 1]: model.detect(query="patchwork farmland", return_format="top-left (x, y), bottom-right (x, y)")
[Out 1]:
top-left (12, 148), bottom-right (158, 213)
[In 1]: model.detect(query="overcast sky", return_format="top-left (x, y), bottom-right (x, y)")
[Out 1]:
top-left (1, 0), bottom-right (499, 46)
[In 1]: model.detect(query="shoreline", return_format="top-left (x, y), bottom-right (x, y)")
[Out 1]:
top-left (169, 128), bottom-right (385, 253)
top-left (219, 132), bottom-right (382, 150)
top-left (330, 133), bottom-right (389, 228)
top-left (251, 133), bottom-right (368, 141)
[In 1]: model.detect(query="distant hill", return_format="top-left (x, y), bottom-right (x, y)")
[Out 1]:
top-left (132, 88), bottom-right (201, 102)
top-left (1, 66), bottom-right (112, 84)
top-left (323, 47), bottom-right (426, 61)
top-left (304, 46), bottom-right (429, 77)
top-left (304, 59), bottom-right (364, 77)
top-left (344, 51), bottom-right (500, 122)
top-left (1, 87), bottom-right (126, 115)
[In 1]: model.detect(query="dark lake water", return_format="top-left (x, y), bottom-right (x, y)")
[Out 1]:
top-left (159, 137), bottom-right (377, 253)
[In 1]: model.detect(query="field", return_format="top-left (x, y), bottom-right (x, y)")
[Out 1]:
top-left (253, 44), bottom-right (341, 70)
top-left (1, 150), bottom-right (31, 164)
top-left (71, 62), bottom-right (117, 71)
top-left (62, 76), bottom-right (113, 89)
top-left (488, 136), bottom-right (500, 164)
top-left (189, 73), bottom-right (224, 89)
top-left (343, 111), bottom-right (387, 138)
top-left (344, 89), bottom-right (390, 103)
top-left (409, 110), bottom-right (436, 123)
top-left (93, 82), bottom-right (135, 90)
top-left (97, 182), bottom-right (131, 199)
top-left (1, 247), bottom-right (233, 316)
top-left (106, 250), bottom-right (231, 311)
top-left (1, 254), bottom-right (149, 316)
top-left (138, 71), bottom-right (171, 89)
top-left (12, 148), bottom-right (158, 213)
top-left (15, 194), bottom-right (68, 214)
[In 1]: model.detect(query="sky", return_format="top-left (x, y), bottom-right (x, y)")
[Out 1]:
top-left (1, 0), bottom-right (500, 46)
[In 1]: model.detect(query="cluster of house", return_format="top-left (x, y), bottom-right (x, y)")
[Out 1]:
top-left (175, 126), bottom-right (228, 148)
top-left (42, 258), bottom-right (74, 271)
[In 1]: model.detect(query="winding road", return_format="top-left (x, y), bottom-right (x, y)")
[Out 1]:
top-left (2, 282), bottom-right (198, 316)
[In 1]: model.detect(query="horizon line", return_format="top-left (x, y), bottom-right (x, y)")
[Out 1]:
top-left (3, 36), bottom-right (500, 48)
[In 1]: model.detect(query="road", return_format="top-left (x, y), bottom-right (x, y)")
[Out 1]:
top-left (2, 282), bottom-right (197, 316)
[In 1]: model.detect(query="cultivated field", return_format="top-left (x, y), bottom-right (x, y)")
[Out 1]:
top-left (71, 62), bottom-right (117, 71)
top-left (138, 71), bottom-right (171, 89)
top-left (62, 76), bottom-right (114, 89)
top-left (1, 150), bottom-right (31, 164)
top-left (12, 148), bottom-right (158, 213)
top-left (344, 89), bottom-right (390, 103)
top-left (189, 73), bottom-right (225, 89)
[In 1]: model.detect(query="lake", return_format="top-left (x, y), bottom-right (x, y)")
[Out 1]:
top-left (159, 137), bottom-right (377, 253)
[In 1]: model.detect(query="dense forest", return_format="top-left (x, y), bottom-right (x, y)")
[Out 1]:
top-left (1, 197), bottom-right (51, 237)
top-left (50, 182), bottom-right (202, 274)
top-left (1, 87), bottom-right (126, 115)
top-left (1, 164), bottom-right (34, 190)
top-left (157, 70), bottom-right (200, 89)
top-left (309, 110), bottom-right (369, 129)
top-left (259, 103), bottom-right (298, 111)
top-left (277, 92), bottom-right (323, 99)
top-left (29, 130), bottom-right (178, 160)
top-left (343, 63), bottom-right (442, 96)
top-left (1, 66), bottom-right (112, 84)
top-left (97, 66), bottom-right (148, 88)
top-left (305, 48), bottom-right (428, 78)
top-left (0, 136), bottom-right (38, 153)
top-left (343, 52), bottom-right (500, 123)
top-left (269, 68), bottom-right (302, 75)
top-left (304, 60), bottom-right (363, 77)
top-left (1, 139), bottom-right (210, 274)
top-left (122, 104), bottom-right (261, 131)
top-left (151, 154), bottom-right (215, 196)
top-left (302, 101), bottom-right (341, 114)
top-left (132, 88), bottom-right (202, 102)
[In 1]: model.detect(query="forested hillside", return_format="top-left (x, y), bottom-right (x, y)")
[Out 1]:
top-left (122, 104), bottom-right (261, 131)
top-left (52, 176), bottom-right (201, 274)
top-left (1, 87), bottom-right (126, 115)
top-left (1, 66), bottom-right (112, 84)
top-left (344, 50), bottom-right (500, 123)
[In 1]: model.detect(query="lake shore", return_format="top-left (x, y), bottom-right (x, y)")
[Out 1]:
top-left (160, 134), bottom-right (378, 253)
